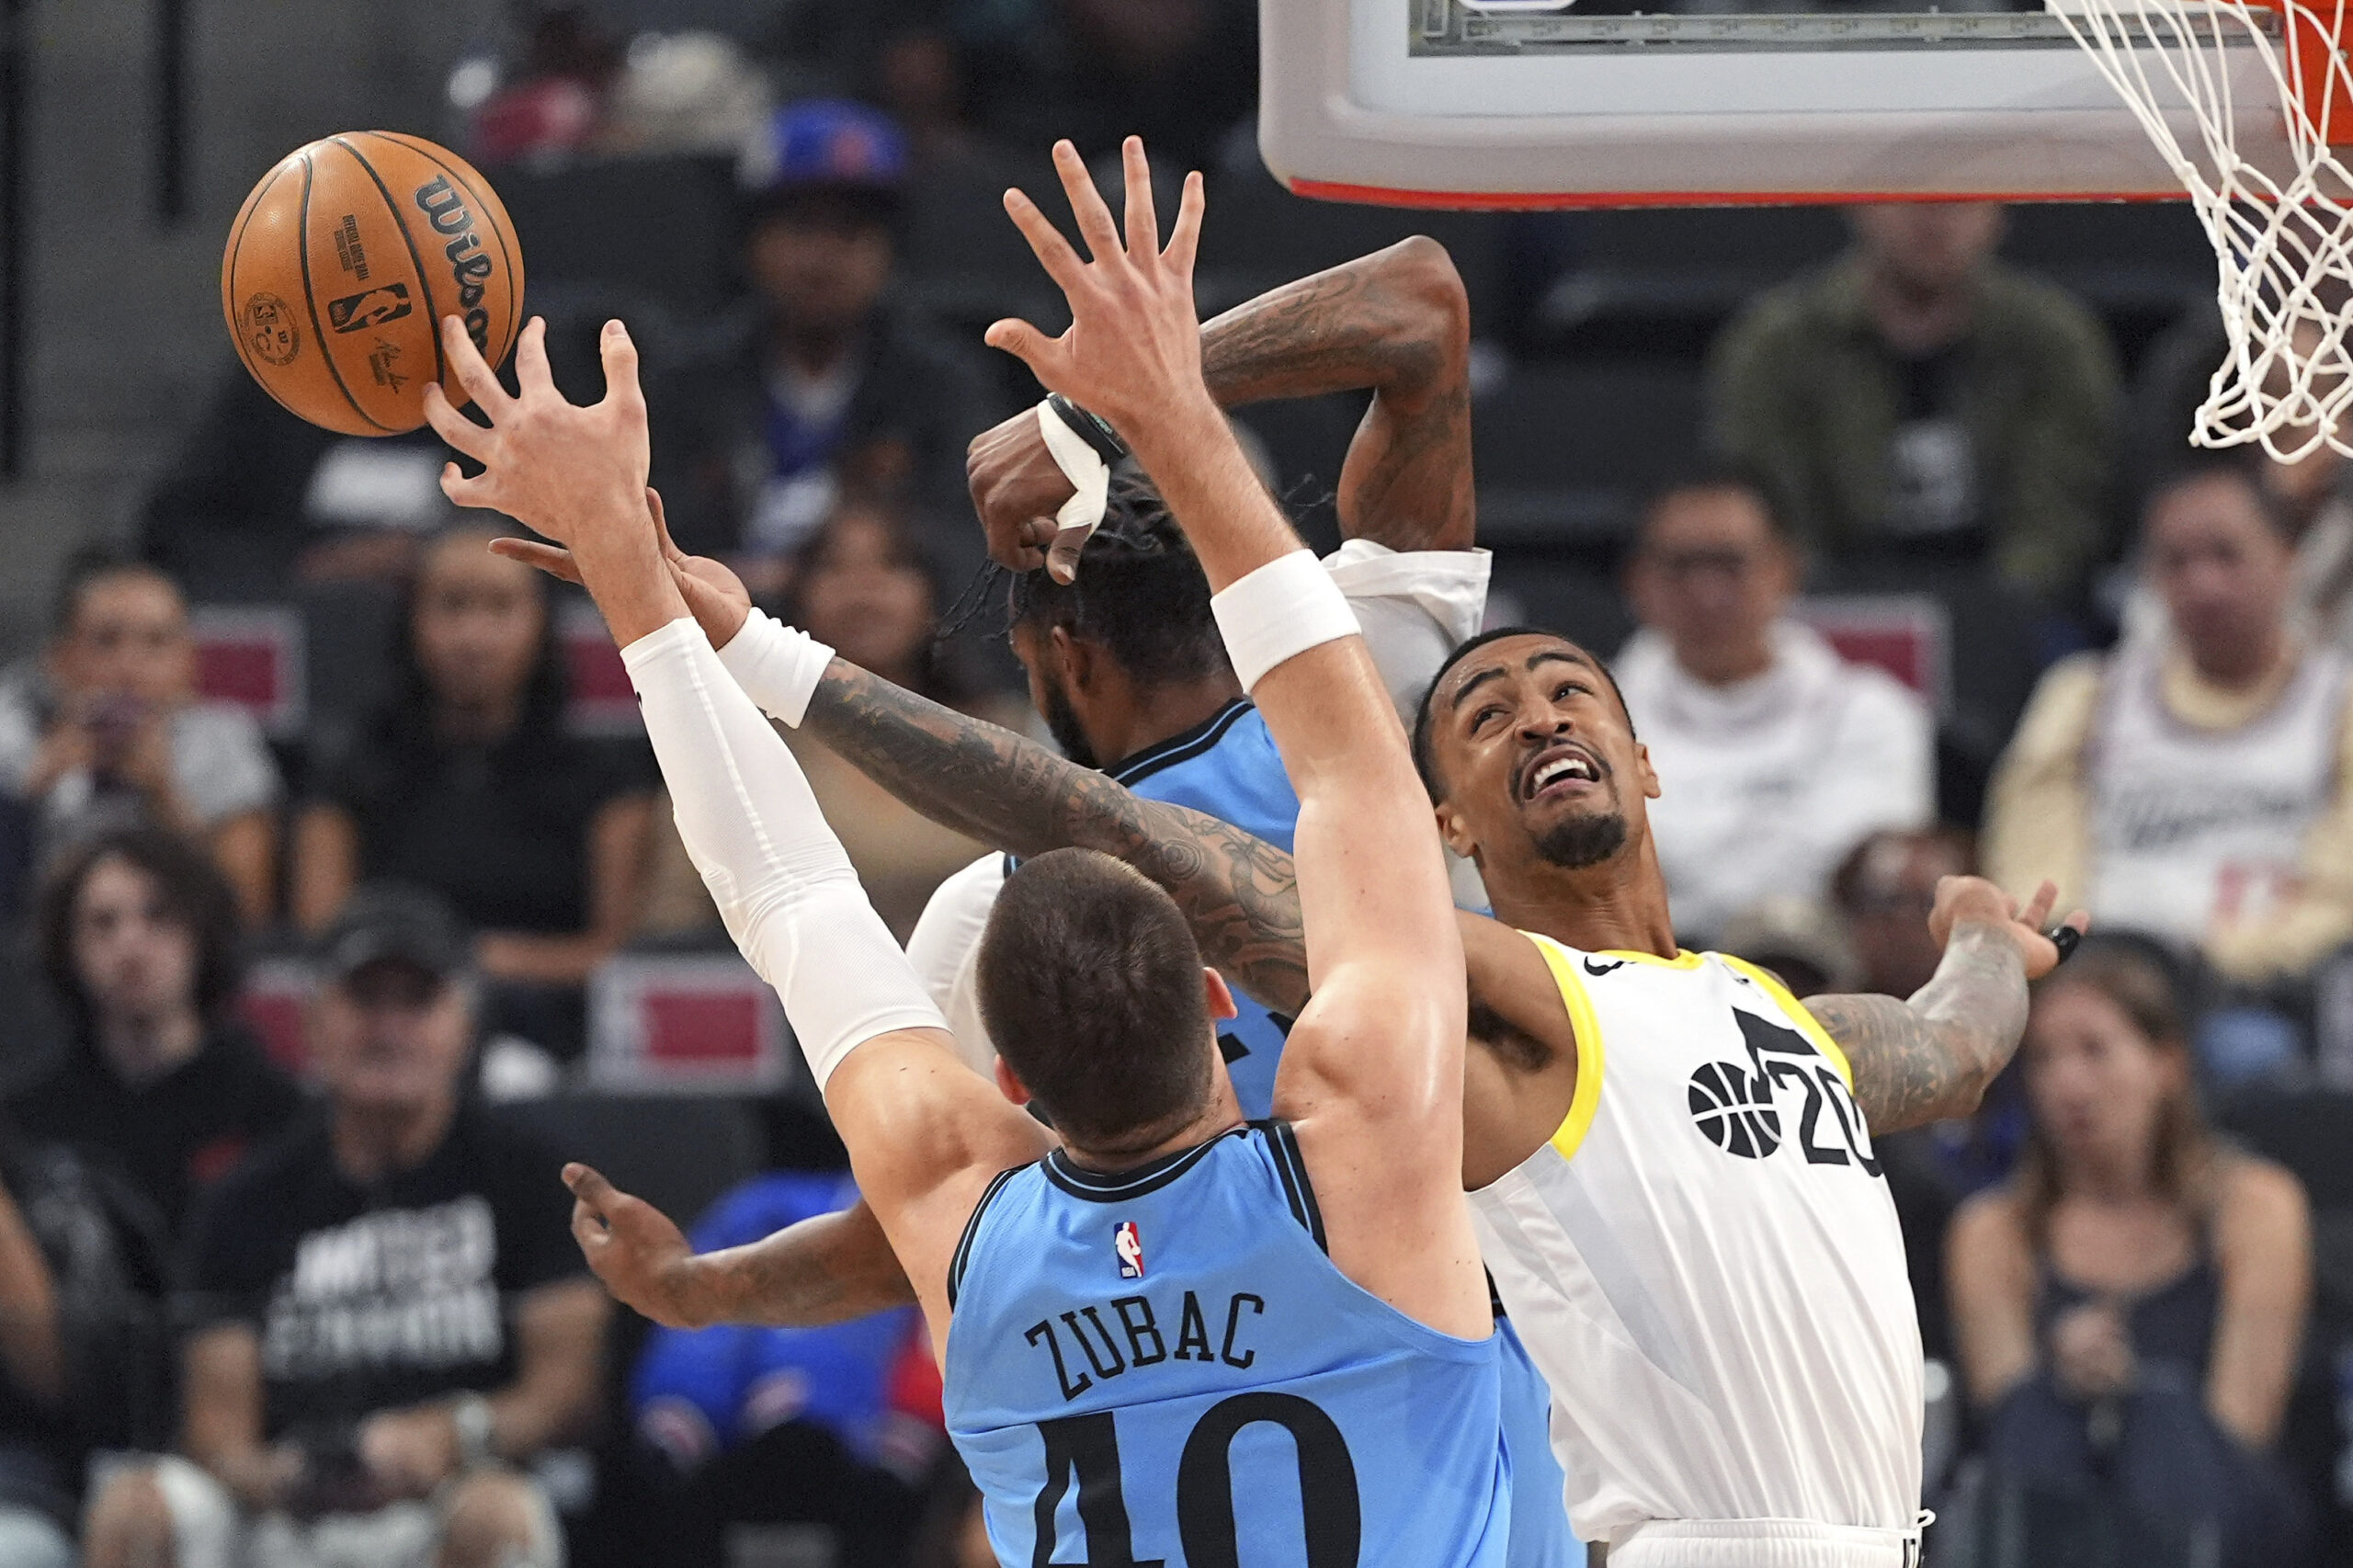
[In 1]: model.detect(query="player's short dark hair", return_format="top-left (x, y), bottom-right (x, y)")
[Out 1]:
top-left (1410, 626), bottom-right (1633, 801)
top-left (1634, 460), bottom-right (1789, 546)
top-left (1006, 471), bottom-right (1230, 687)
top-left (976, 847), bottom-right (1215, 1151)
top-left (36, 825), bottom-right (245, 1040)
top-left (2143, 447), bottom-right (2291, 540)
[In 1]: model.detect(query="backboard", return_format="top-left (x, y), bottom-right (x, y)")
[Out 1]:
top-left (1260, 0), bottom-right (2294, 205)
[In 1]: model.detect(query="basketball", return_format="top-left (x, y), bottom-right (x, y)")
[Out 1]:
top-left (219, 131), bottom-right (523, 437)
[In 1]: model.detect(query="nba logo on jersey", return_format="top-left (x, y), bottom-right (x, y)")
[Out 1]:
top-left (1113, 1221), bottom-right (1143, 1279)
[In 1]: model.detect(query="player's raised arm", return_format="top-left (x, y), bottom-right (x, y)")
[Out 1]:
top-left (987, 139), bottom-right (1482, 1335)
top-left (418, 313), bottom-right (1050, 1347)
top-left (1809, 874), bottom-right (2089, 1134)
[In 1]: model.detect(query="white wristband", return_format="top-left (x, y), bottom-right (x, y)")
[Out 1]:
top-left (1036, 399), bottom-right (1111, 549)
top-left (1211, 550), bottom-right (1360, 693)
top-left (713, 608), bottom-right (835, 728)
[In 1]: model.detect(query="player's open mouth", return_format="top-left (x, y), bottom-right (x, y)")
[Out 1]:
top-left (1517, 743), bottom-right (1604, 804)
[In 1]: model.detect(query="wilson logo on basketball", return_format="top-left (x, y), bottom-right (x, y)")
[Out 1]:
top-left (415, 176), bottom-right (496, 354)
top-left (326, 283), bottom-right (412, 334)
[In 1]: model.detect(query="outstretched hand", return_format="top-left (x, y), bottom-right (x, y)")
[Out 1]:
top-left (563, 1163), bottom-right (708, 1330)
top-left (490, 489), bottom-right (752, 652)
top-left (986, 138), bottom-right (1208, 445)
top-left (421, 315), bottom-right (649, 551)
top-left (1927, 875), bottom-right (2089, 983)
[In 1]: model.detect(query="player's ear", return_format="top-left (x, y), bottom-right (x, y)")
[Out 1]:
top-left (1636, 739), bottom-right (1661, 801)
top-left (1052, 626), bottom-right (1098, 691)
top-left (1200, 967), bottom-right (1237, 1023)
top-left (993, 1055), bottom-right (1032, 1108)
top-left (1433, 800), bottom-right (1478, 860)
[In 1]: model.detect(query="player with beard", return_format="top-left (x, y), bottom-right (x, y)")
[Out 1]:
top-left (530, 180), bottom-right (2085, 1568)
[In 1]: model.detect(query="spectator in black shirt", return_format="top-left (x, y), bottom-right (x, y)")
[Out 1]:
top-left (648, 99), bottom-right (1002, 594)
top-left (81, 887), bottom-right (607, 1568)
top-left (11, 826), bottom-right (301, 1236)
top-left (292, 524), bottom-right (654, 1055)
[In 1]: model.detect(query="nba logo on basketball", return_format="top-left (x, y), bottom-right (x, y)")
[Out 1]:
top-left (1114, 1221), bottom-right (1143, 1279)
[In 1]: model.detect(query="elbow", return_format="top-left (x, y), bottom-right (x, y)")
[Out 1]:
top-left (1381, 236), bottom-right (1471, 358)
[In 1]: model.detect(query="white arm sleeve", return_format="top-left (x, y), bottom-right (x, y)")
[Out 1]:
top-left (904, 854), bottom-right (1008, 1076)
top-left (1323, 540), bottom-right (1492, 723)
top-left (621, 618), bottom-right (948, 1089)
top-left (712, 608), bottom-right (835, 728)
top-left (1325, 540), bottom-right (1494, 909)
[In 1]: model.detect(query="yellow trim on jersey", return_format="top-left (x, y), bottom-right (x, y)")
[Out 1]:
top-left (1523, 933), bottom-right (1607, 1162)
top-left (1722, 955), bottom-right (1856, 1091)
top-left (1595, 948), bottom-right (1705, 970)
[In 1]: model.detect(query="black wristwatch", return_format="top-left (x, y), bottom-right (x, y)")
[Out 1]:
top-left (1045, 394), bottom-right (1129, 465)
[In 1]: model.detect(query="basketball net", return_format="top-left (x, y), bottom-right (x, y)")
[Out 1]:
top-left (2051, 0), bottom-right (2353, 460)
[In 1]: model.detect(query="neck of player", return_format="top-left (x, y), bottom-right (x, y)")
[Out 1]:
top-left (1101, 669), bottom-right (1246, 772)
top-left (1058, 1058), bottom-right (1245, 1176)
top-left (1481, 846), bottom-right (1680, 961)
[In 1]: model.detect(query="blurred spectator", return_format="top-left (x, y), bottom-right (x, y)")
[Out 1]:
top-left (631, 1171), bottom-right (941, 1568)
top-left (1947, 943), bottom-right (2314, 1566)
top-left (945, 0), bottom-right (1256, 172)
top-left (648, 100), bottom-right (1002, 589)
top-left (904, 1459), bottom-right (994, 1568)
top-left (143, 362), bottom-right (455, 599)
top-left (1706, 203), bottom-right (2120, 605)
top-left (13, 828), bottom-right (300, 1236)
top-left (1714, 897), bottom-right (1861, 998)
top-left (1834, 826), bottom-right (1979, 999)
top-left (1616, 472), bottom-right (1935, 944)
top-left (1984, 455), bottom-right (2353, 983)
top-left (80, 888), bottom-right (606, 1568)
top-left (0, 1139), bottom-right (176, 1568)
top-left (0, 553), bottom-right (279, 926)
top-left (642, 502), bottom-right (1021, 942)
top-left (595, 31), bottom-right (771, 160)
top-left (291, 525), bottom-right (654, 1055)
top-left (468, 5), bottom-right (620, 167)
top-left (0, 1165), bottom-right (69, 1568)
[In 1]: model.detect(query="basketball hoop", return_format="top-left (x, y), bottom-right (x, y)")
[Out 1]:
top-left (2050, 0), bottom-right (2353, 460)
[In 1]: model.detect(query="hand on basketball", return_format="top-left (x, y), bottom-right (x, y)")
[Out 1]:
top-left (967, 410), bottom-right (1090, 580)
top-left (986, 137), bottom-right (1209, 445)
top-left (490, 490), bottom-right (754, 652)
top-left (563, 1163), bottom-right (709, 1330)
top-left (1927, 875), bottom-right (2088, 982)
top-left (421, 313), bottom-right (651, 559)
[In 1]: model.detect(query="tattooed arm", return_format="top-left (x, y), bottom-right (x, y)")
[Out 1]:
top-left (1808, 876), bottom-right (2083, 1134)
top-left (968, 234), bottom-right (1474, 572)
top-left (804, 658), bottom-right (1315, 1014)
top-left (1200, 233), bottom-right (1472, 551)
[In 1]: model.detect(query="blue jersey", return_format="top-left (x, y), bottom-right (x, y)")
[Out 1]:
top-left (945, 1122), bottom-right (1513, 1568)
top-left (1112, 701), bottom-right (1300, 1120)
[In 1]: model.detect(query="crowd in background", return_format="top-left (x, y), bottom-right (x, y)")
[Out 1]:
top-left (0, 1), bottom-right (2347, 1565)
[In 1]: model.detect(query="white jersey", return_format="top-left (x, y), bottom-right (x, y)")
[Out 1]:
top-left (2086, 640), bottom-right (2349, 947)
top-left (1468, 937), bottom-right (1924, 1568)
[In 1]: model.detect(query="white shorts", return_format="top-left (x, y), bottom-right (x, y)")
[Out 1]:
top-left (144, 1454), bottom-right (563, 1568)
top-left (1608, 1517), bottom-right (1926, 1568)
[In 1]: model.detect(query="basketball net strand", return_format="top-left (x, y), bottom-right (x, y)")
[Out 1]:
top-left (2052, 0), bottom-right (2353, 460)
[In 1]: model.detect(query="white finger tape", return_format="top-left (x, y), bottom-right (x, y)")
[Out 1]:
top-left (1036, 399), bottom-right (1111, 546)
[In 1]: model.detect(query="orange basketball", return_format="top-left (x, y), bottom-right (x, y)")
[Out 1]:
top-left (220, 131), bottom-right (524, 436)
